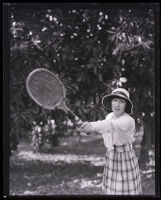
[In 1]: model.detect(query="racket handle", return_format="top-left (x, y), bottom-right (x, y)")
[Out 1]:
top-left (67, 109), bottom-right (82, 124)
top-left (67, 110), bottom-right (91, 135)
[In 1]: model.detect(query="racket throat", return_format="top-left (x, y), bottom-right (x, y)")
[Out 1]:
top-left (60, 104), bottom-right (77, 120)
top-left (58, 102), bottom-right (80, 122)
top-left (59, 104), bottom-right (70, 114)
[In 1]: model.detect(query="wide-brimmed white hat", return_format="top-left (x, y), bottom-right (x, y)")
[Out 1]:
top-left (102, 88), bottom-right (133, 114)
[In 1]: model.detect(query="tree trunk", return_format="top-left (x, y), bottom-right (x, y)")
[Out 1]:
top-left (139, 120), bottom-right (153, 168)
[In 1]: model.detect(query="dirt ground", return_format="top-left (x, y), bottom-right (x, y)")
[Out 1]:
top-left (9, 135), bottom-right (155, 196)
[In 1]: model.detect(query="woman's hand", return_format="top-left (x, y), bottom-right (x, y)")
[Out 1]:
top-left (79, 122), bottom-right (92, 135)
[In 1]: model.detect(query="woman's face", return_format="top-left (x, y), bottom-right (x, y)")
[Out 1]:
top-left (111, 97), bottom-right (126, 117)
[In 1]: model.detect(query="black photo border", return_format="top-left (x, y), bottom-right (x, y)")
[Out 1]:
top-left (3, 2), bottom-right (160, 200)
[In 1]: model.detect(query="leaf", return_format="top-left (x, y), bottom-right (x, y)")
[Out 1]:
top-left (107, 30), bottom-right (116, 34)
top-left (98, 73), bottom-right (102, 82)
top-left (112, 46), bottom-right (120, 55)
top-left (93, 66), bottom-right (97, 75)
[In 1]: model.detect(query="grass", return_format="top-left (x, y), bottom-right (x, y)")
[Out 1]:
top-left (9, 134), bottom-right (155, 196)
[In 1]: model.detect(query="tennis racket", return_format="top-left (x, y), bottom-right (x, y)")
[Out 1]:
top-left (26, 68), bottom-right (86, 129)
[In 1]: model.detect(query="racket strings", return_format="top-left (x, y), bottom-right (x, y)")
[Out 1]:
top-left (27, 71), bottom-right (64, 108)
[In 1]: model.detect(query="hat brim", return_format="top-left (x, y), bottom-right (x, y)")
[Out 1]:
top-left (102, 94), bottom-right (133, 114)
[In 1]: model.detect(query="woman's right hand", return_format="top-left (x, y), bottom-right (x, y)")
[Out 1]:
top-left (79, 122), bottom-right (92, 135)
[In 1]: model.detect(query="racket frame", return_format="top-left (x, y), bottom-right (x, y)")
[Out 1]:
top-left (26, 68), bottom-right (86, 131)
top-left (26, 68), bottom-right (69, 112)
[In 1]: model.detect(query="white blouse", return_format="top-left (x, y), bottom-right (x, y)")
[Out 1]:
top-left (88, 112), bottom-right (135, 151)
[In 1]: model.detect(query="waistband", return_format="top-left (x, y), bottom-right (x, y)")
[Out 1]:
top-left (113, 143), bottom-right (133, 152)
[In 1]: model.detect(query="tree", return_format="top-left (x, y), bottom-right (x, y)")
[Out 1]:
top-left (9, 5), bottom-right (155, 162)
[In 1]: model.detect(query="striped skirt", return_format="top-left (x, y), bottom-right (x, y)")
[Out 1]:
top-left (102, 144), bottom-right (142, 195)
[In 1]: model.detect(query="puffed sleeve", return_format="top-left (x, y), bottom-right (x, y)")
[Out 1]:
top-left (79, 113), bottom-right (114, 150)
top-left (114, 116), bottom-right (135, 144)
top-left (90, 119), bottom-right (111, 134)
top-left (89, 113), bottom-right (113, 134)
top-left (119, 118), bottom-right (135, 131)
top-left (78, 120), bottom-right (111, 134)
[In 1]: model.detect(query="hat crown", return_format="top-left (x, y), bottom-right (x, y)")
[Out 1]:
top-left (111, 88), bottom-right (130, 99)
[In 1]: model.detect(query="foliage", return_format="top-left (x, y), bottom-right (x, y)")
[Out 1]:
top-left (9, 5), bottom-right (155, 158)
top-left (30, 117), bottom-right (77, 153)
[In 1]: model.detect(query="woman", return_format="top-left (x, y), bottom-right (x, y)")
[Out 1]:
top-left (79, 88), bottom-right (142, 195)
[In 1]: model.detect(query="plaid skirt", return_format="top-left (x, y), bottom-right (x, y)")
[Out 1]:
top-left (102, 144), bottom-right (142, 195)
